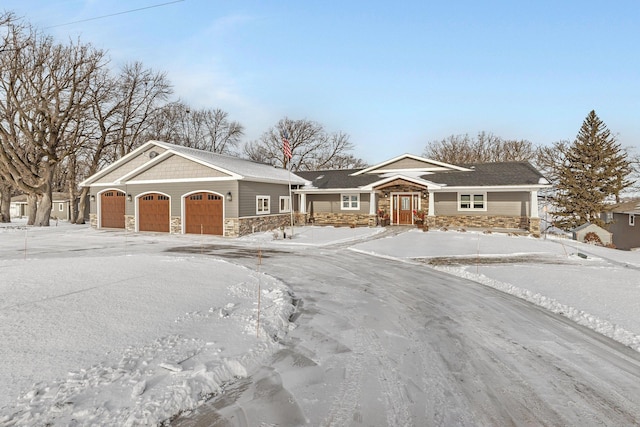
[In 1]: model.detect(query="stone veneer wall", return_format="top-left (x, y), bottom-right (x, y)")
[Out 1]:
top-left (426, 215), bottom-right (534, 232)
top-left (89, 213), bottom-right (97, 228)
top-left (125, 215), bottom-right (135, 232)
top-left (170, 216), bottom-right (181, 234)
top-left (307, 212), bottom-right (376, 227)
top-left (236, 214), bottom-right (296, 237)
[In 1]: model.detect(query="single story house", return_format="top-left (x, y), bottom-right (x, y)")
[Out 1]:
top-left (295, 154), bottom-right (549, 235)
top-left (82, 143), bottom-right (550, 237)
top-left (80, 140), bottom-right (307, 237)
top-left (571, 223), bottom-right (612, 246)
top-left (10, 192), bottom-right (73, 221)
top-left (602, 200), bottom-right (640, 250)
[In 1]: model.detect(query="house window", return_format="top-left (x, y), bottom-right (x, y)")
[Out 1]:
top-left (458, 193), bottom-right (486, 211)
top-left (257, 196), bottom-right (270, 215)
top-left (630, 214), bottom-right (635, 227)
top-left (341, 194), bottom-right (359, 210)
top-left (58, 203), bottom-right (64, 211)
top-left (279, 196), bottom-right (291, 213)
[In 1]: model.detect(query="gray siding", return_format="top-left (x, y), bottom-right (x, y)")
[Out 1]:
top-left (306, 193), bottom-right (370, 214)
top-left (94, 148), bottom-right (167, 184)
top-left (609, 212), bottom-right (640, 250)
top-left (238, 181), bottom-right (290, 217)
top-left (434, 191), bottom-right (529, 216)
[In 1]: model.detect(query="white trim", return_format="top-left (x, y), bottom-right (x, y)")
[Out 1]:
top-left (256, 195), bottom-right (270, 215)
top-left (428, 190), bottom-right (435, 216)
top-left (340, 193), bottom-right (360, 210)
top-left (279, 195), bottom-right (291, 213)
top-left (180, 190), bottom-right (226, 235)
top-left (360, 173), bottom-right (443, 191)
top-left (369, 191), bottom-right (377, 215)
top-left (530, 190), bottom-right (539, 218)
top-left (437, 185), bottom-right (549, 192)
top-left (79, 141), bottom-right (159, 186)
top-left (351, 153), bottom-right (472, 176)
top-left (458, 192), bottom-right (487, 212)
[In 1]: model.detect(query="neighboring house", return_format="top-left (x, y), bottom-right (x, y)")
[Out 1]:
top-left (10, 192), bottom-right (72, 221)
top-left (80, 140), bottom-right (308, 237)
top-left (295, 154), bottom-right (549, 235)
top-left (602, 200), bottom-right (640, 250)
top-left (571, 223), bottom-right (612, 246)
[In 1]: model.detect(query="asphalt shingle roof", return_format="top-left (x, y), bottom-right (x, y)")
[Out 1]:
top-left (296, 161), bottom-right (546, 189)
top-left (295, 169), bottom-right (381, 189)
top-left (425, 162), bottom-right (546, 187)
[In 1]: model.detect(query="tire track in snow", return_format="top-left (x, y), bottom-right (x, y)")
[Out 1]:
top-left (361, 327), bottom-right (413, 426)
top-left (319, 327), bottom-right (366, 427)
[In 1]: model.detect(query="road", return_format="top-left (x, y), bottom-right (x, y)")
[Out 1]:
top-left (171, 244), bottom-right (640, 426)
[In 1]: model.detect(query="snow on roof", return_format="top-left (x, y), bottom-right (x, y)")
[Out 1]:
top-left (152, 141), bottom-right (307, 185)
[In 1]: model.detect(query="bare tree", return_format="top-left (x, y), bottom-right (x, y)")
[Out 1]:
top-left (0, 15), bottom-right (108, 225)
top-left (112, 62), bottom-right (172, 159)
top-left (424, 131), bottom-right (540, 165)
top-left (67, 62), bottom-right (172, 224)
top-left (145, 102), bottom-right (243, 154)
top-left (243, 118), bottom-right (365, 171)
top-left (0, 174), bottom-right (12, 222)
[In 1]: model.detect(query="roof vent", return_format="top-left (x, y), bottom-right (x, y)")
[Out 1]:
top-left (149, 151), bottom-right (159, 159)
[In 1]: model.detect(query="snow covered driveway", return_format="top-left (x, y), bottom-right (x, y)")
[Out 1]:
top-left (174, 245), bottom-right (640, 426)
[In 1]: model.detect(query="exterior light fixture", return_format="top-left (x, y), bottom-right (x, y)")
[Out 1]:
top-left (127, 194), bottom-right (132, 202)
top-left (90, 195), bottom-right (95, 202)
top-left (226, 191), bottom-right (232, 202)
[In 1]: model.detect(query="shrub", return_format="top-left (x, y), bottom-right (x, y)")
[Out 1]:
top-left (583, 231), bottom-right (603, 246)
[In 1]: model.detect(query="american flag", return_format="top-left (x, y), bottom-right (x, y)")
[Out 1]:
top-left (282, 131), bottom-right (292, 159)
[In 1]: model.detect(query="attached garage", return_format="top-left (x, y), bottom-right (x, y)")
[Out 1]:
top-left (138, 193), bottom-right (170, 232)
top-left (100, 190), bottom-right (125, 229)
top-left (184, 192), bottom-right (223, 235)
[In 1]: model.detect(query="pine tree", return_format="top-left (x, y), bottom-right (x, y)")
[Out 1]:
top-left (553, 110), bottom-right (632, 230)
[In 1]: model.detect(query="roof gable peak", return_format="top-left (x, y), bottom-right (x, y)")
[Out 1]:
top-left (351, 153), bottom-right (471, 176)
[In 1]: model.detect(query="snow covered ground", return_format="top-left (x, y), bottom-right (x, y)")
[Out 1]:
top-left (0, 220), bottom-right (639, 425)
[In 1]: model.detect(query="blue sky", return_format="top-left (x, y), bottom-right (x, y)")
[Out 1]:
top-left (3, 0), bottom-right (640, 163)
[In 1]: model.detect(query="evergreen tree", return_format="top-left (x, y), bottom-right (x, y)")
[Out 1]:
top-left (553, 110), bottom-right (632, 230)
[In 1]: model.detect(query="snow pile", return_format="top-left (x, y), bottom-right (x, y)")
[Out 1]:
top-left (352, 229), bottom-right (640, 353)
top-left (0, 224), bottom-right (296, 426)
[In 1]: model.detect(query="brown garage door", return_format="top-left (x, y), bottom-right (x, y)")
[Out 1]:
top-left (185, 192), bottom-right (223, 235)
top-left (139, 193), bottom-right (170, 232)
top-left (101, 190), bottom-right (125, 229)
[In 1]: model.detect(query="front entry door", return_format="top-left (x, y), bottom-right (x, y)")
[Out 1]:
top-left (397, 194), bottom-right (413, 224)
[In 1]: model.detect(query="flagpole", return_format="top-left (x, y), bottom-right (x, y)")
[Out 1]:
top-left (283, 130), bottom-right (294, 239)
top-left (288, 159), bottom-right (294, 239)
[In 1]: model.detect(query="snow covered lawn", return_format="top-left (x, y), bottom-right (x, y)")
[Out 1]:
top-left (1, 221), bottom-right (639, 425)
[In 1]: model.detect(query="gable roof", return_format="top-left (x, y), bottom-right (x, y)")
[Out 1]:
top-left (296, 161), bottom-right (548, 190)
top-left (352, 153), bottom-right (471, 176)
top-left (81, 140), bottom-right (307, 186)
